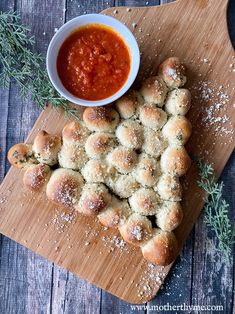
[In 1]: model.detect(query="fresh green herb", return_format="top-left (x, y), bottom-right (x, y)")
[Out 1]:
top-left (197, 158), bottom-right (235, 258)
top-left (0, 11), bottom-right (78, 119)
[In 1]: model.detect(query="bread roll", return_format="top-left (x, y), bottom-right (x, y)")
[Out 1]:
top-left (162, 116), bottom-right (192, 145)
top-left (155, 174), bottom-right (182, 201)
top-left (116, 120), bottom-right (143, 149)
top-left (112, 174), bottom-right (139, 198)
top-left (33, 130), bottom-right (61, 166)
top-left (156, 201), bottom-right (183, 232)
top-left (141, 228), bottom-right (178, 266)
top-left (46, 168), bottom-right (84, 209)
top-left (23, 164), bottom-right (52, 192)
top-left (129, 188), bottom-right (161, 215)
top-left (118, 213), bottom-right (152, 246)
top-left (160, 146), bottom-right (191, 176)
top-left (134, 154), bottom-right (160, 187)
top-left (7, 143), bottom-right (37, 169)
top-left (142, 129), bottom-right (168, 158)
top-left (85, 132), bottom-right (115, 159)
top-left (81, 159), bottom-right (107, 183)
top-left (83, 107), bottom-right (119, 132)
top-left (108, 146), bottom-right (137, 174)
top-left (77, 183), bottom-right (111, 215)
top-left (58, 145), bottom-right (88, 170)
top-left (140, 76), bottom-right (168, 106)
top-left (139, 104), bottom-right (167, 130)
top-left (62, 121), bottom-right (90, 146)
top-left (115, 90), bottom-right (143, 119)
top-left (98, 197), bottom-right (131, 227)
top-left (158, 57), bottom-right (186, 89)
top-left (165, 89), bottom-right (191, 116)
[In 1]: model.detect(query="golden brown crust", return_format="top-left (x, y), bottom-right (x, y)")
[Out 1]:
top-left (98, 197), bottom-right (131, 228)
top-left (33, 130), bottom-right (61, 166)
top-left (85, 132), bottom-right (115, 159)
top-left (83, 107), bottom-right (119, 132)
top-left (162, 116), bottom-right (192, 145)
top-left (62, 121), bottom-right (90, 145)
top-left (158, 57), bottom-right (186, 89)
top-left (77, 183), bottom-right (111, 215)
top-left (116, 120), bottom-right (143, 149)
top-left (160, 146), bottom-right (191, 177)
top-left (118, 213), bottom-right (153, 246)
top-left (140, 76), bottom-right (168, 106)
top-left (46, 168), bottom-right (84, 209)
top-left (141, 228), bottom-right (178, 266)
top-left (115, 90), bottom-right (143, 119)
top-left (139, 104), bottom-right (167, 130)
top-left (7, 143), bottom-right (37, 169)
top-left (23, 164), bottom-right (52, 192)
top-left (108, 146), bottom-right (138, 174)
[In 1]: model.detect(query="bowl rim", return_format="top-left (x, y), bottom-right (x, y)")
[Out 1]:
top-left (46, 13), bottom-right (140, 107)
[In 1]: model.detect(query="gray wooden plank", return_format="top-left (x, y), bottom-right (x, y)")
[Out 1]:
top-left (116, 0), bottom-right (160, 6)
top-left (0, 0), bottom-right (65, 313)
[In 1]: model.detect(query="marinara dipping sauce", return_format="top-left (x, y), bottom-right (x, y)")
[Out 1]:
top-left (57, 24), bottom-right (131, 101)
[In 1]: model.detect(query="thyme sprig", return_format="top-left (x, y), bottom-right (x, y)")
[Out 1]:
top-left (0, 11), bottom-right (78, 119)
top-left (197, 159), bottom-right (235, 258)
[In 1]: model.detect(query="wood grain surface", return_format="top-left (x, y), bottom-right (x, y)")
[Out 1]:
top-left (0, 0), bottom-right (234, 312)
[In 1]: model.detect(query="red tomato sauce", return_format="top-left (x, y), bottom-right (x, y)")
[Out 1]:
top-left (57, 24), bottom-right (131, 100)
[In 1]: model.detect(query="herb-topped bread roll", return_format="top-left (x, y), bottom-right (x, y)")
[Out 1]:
top-left (111, 174), bottom-right (140, 198)
top-left (115, 90), bottom-right (143, 119)
top-left (98, 197), bottom-right (131, 228)
top-left (140, 76), bottom-right (168, 106)
top-left (119, 213), bottom-right (153, 246)
top-left (162, 115), bottom-right (192, 145)
top-left (81, 159), bottom-right (108, 183)
top-left (160, 146), bottom-right (191, 177)
top-left (33, 130), bottom-right (61, 166)
top-left (23, 164), bottom-right (52, 192)
top-left (83, 107), bottom-right (119, 132)
top-left (85, 132), bottom-right (115, 159)
top-left (62, 120), bottom-right (90, 146)
top-left (155, 174), bottom-right (182, 201)
top-left (46, 168), bottom-right (84, 209)
top-left (141, 228), bottom-right (178, 266)
top-left (134, 154), bottom-right (161, 187)
top-left (165, 89), bottom-right (191, 116)
top-left (129, 188), bottom-right (161, 215)
top-left (116, 120), bottom-right (143, 149)
top-left (77, 183), bottom-right (111, 215)
top-left (58, 145), bottom-right (88, 170)
top-left (156, 201), bottom-right (183, 232)
top-left (8, 143), bottom-right (37, 169)
top-left (107, 146), bottom-right (138, 174)
top-left (158, 57), bottom-right (186, 89)
top-left (142, 129), bottom-right (168, 158)
top-left (139, 104), bottom-right (167, 130)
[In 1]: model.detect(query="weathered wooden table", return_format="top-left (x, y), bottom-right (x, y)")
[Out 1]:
top-left (0, 0), bottom-right (234, 313)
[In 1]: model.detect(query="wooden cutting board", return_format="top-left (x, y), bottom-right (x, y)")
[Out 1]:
top-left (0, 0), bottom-right (234, 304)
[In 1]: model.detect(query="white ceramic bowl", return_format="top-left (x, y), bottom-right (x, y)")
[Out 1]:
top-left (46, 14), bottom-right (140, 107)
